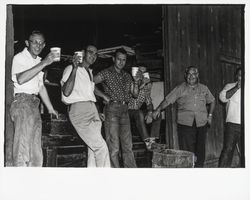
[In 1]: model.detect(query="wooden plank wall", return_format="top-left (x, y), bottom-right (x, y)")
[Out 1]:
top-left (162, 5), bottom-right (243, 166)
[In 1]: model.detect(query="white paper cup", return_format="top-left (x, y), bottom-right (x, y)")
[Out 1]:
top-left (132, 67), bottom-right (139, 76)
top-left (50, 47), bottom-right (61, 62)
top-left (74, 51), bottom-right (83, 63)
top-left (143, 72), bottom-right (150, 79)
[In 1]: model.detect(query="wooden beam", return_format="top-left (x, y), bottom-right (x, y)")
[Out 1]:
top-left (219, 54), bottom-right (241, 65)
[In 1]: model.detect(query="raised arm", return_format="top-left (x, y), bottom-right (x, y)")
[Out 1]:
top-left (62, 55), bottom-right (79, 97)
top-left (17, 52), bottom-right (55, 85)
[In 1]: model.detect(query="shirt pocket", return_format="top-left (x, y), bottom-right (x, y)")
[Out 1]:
top-left (197, 92), bottom-right (206, 103)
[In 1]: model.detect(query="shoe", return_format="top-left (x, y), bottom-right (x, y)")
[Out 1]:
top-left (144, 137), bottom-right (157, 151)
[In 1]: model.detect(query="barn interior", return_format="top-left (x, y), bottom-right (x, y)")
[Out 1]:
top-left (5, 4), bottom-right (244, 168)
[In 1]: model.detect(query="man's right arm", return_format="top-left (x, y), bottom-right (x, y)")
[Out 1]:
top-left (226, 83), bottom-right (240, 99)
top-left (219, 83), bottom-right (240, 103)
top-left (62, 67), bottom-right (78, 97)
top-left (16, 52), bottom-right (55, 85)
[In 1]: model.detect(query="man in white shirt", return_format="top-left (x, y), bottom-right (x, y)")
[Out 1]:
top-left (218, 68), bottom-right (242, 167)
top-left (10, 30), bottom-right (58, 167)
top-left (61, 45), bottom-right (110, 167)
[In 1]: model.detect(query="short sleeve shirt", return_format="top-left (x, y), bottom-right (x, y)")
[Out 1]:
top-left (128, 84), bottom-right (152, 110)
top-left (97, 66), bottom-right (133, 103)
top-left (11, 48), bottom-right (44, 95)
top-left (165, 82), bottom-right (215, 127)
top-left (61, 65), bottom-right (96, 104)
top-left (219, 82), bottom-right (241, 124)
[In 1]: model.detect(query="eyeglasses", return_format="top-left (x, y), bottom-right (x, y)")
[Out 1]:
top-left (29, 40), bottom-right (45, 46)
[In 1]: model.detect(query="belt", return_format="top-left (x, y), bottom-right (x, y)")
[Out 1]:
top-left (110, 100), bottom-right (127, 105)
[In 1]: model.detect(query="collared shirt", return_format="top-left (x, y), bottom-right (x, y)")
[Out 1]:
top-left (165, 82), bottom-right (215, 127)
top-left (128, 84), bottom-right (152, 110)
top-left (11, 47), bottom-right (44, 95)
top-left (219, 82), bottom-right (241, 124)
top-left (97, 66), bottom-right (133, 103)
top-left (61, 65), bottom-right (96, 104)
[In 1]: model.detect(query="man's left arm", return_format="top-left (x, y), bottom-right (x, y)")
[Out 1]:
top-left (39, 85), bottom-right (58, 118)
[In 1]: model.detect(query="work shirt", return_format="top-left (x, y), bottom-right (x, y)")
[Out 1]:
top-left (61, 65), bottom-right (96, 104)
top-left (128, 84), bottom-right (152, 110)
top-left (165, 82), bottom-right (215, 127)
top-left (219, 82), bottom-right (241, 124)
top-left (11, 47), bottom-right (44, 95)
top-left (97, 66), bottom-right (133, 103)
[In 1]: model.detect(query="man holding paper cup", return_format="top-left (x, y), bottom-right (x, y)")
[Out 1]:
top-left (10, 30), bottom-right (58, 167)
top-left (61, 45), bottom-right (110, 167)
top-left (128, 67), bottom-right (158, 150)
top-left (94, 48), bottom-right (141, 168)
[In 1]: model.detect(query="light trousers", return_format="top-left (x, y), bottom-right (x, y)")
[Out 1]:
top-left (69, 101), bottom-right (110, 167)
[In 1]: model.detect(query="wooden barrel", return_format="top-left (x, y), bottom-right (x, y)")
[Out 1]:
top-left (152, 144), bottom-right (195, 168)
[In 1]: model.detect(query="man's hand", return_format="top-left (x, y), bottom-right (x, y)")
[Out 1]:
top-left (99, 113), bottom-right (105, 122)
top-left (48, 108), bottom-right (59, 119)
top-left (145, 111), bottom-right (153, 124)
top-left (43, 52), bottom-right (57, 66)
top-left (143, 77), bottom-right (150, 84)
top-left (133, 70), bottom-right (143, 82)
top-left (102, 95), bottom-right (111, 104)
top-left (72, 54), bottom-right (81, 69)
top-left (152, 108), bottom-right (161, 120)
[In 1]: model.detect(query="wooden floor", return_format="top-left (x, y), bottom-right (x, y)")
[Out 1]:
top-left (42, 134), bottom-right (152, 168)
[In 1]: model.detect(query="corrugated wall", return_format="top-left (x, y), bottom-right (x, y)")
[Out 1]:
top-left (162, 5), bottom-right (243, 166)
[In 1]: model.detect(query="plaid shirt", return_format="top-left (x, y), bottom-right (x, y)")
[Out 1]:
top-left (97, 66), bottom-right (133, 103)
top-left (128, 84), bottom-right (152, 110)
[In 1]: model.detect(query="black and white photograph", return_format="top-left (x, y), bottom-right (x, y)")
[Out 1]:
top-left (0, 1), bottom-right (249, 200)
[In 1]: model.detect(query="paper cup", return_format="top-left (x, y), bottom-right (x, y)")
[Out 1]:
top-left (50, 47), bottom-right (61, 62)
top-left (132, 67), bottom-right (139, 76)
top-left (143, 72), bottom-right (150, 79)
top-left (74, 51), bottom-right (84, 63)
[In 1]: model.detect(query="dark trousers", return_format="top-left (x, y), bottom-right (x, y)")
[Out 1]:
top-left (104, 102), bottom-right (137, 168)
top-left (128, 109), bottom-right (161, 141)
top-left (177, 121), bottom-right (207, 167)
top-left (218, 122), bottom-right (241, 168)
top-left (128, 109), bottom-right (149, 140)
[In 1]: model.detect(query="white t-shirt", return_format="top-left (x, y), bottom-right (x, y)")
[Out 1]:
top-left (219, 82), bottom-right (241, 124)
top-left (61, 65), bottom-right (96, 104)
top-left (11, 48), bottom-right (44, 96)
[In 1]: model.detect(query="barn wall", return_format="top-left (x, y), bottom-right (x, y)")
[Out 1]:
top-left (162, 5), bottom-right (243, 166)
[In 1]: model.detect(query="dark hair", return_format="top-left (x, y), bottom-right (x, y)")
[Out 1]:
top-left (28, 30), bottom-right (45, 40)
top-left (114, 48), bottom-right (127, 57)
top-left (84, 44), bottom-right (97, 51)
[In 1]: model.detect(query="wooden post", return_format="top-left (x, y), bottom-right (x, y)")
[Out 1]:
top-left (5, 5), bottom-right (14, 166)
top-left (162, 6), bottom-right (173, 149)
